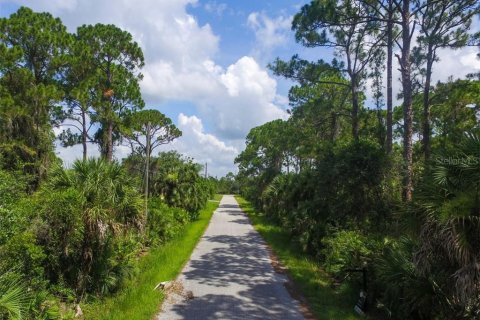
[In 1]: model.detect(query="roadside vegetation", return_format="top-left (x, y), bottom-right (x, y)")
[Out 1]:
top-left (234, 1), bottom-right (480, 319)
top-left (1, 2), bottom-right (479, 320)
top-left (84, 195), bottom-right (221, 320)
top-left (0, 7), bottom-right (219, 319)
top-left (236, 196), bottom-right (360, 320)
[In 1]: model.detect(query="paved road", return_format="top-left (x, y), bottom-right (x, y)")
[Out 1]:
top-left (157, 195), bottom-right (305, 320)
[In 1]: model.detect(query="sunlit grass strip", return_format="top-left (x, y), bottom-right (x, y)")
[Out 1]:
top-left (235, 196), bottom-right (360, 320)
top-left (84, 194), bottom-right (222, 320)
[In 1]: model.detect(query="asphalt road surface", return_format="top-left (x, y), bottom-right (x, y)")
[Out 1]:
top-left (157, 195), bottom-right (305, 320)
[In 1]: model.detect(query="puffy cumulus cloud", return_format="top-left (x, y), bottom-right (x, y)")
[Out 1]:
top-left (4, 0), bottom-right (289, 174)
top-left (434, 46), bottom-right (480, 82)
top-left (212, 56), bottom-right (288, 139)
top-left (144, 55), bottom-right (287, 140)
top-left (8, 0), bottom-right (220, 104)
top-left (247, 11), bottom-right (292, 60)
top-left (169, 113), bottom-right (239, 177)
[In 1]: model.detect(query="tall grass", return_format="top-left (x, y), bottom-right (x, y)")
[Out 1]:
top-left (83, 195), bottom-right (222, 320)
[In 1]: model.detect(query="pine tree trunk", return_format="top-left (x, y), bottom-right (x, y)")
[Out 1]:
top-left (105, 120), bottom-right (113, 162)
top-left (401, 0), bottom-right (414, 202)
top-left (144, 122), bottom-right (151, 223)
top-left (422, 47), bottom-right (434, 162)
top-left (81, 107), bottom-right (87, 161)
top-left (352, 80), bottom-right (359, 140)
top-left (386, 0), bottom-right (393, 153)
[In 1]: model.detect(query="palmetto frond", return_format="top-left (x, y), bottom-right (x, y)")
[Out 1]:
top-left (0, 272), bottom-right (31, 320)
top-left (412, 131), bottom-right (480, 307)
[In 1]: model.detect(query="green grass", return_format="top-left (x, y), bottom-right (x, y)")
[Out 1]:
top-left (235, 196), bottom-right (360, 320)
top-left (83, 195), bottom-right (222, 320)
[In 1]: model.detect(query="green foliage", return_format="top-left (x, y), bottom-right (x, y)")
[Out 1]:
top-left (0, 232), bottom-right (47, 290)
top-left (0, 271), bottom-right (31, 320)
top-left (398, 131), bottom-right (480, 318)
top-left (216, 172), bottom-right (240, 194)
top-left (76, 23), bottom-right (145, 160)
top-left (41, 159), bottom-right (143, 299)
top-left (0, 6), bottom-right (216, 319)
top-left (322, 230), bottom-right (379, 275)
top-left (0, 170), bottom-right (28, 246)
top-left (83, 197), bottom-right (220, 320)
top-left (122, 110), bottom-right (181, 155)
top-left (254, 138), bottom-right (396, 257)
top-left (0, 6), bottom-right (68, 188)
top-left (149, 151), bottom-right (214, 216)
top-left (146, 199), bottom-right (190, 246)
top-left (373, 238), bottom-right (429, 319)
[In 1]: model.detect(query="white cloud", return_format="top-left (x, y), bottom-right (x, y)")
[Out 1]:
top-left (3, 0), bottom-right (290, 175)
top-left (204, 1), bottom-right (227, 16)
top-left (143, 55), bottom-right (287, 140)
top-left (247, 11), bottom-right (292, 60)
top-left (169, 113), bottom-right (239, 177)
top-left (434, 47), bottom-right (480, 82)
top-left (364, 44), bottom-right (480, 109)
top-left (212, 56), bottom-right (288, 138)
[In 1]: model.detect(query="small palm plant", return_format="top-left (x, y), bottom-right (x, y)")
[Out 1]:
top-left (411, 131), bottom-right (480, 316)
top-left (47, 158), bottom-right (143, 300)
top-left (0, 271), bottom-right (30, 320)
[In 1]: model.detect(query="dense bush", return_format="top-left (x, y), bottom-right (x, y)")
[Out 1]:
top-left (216, 172), bottom-right (240, 194)
top-left (1, 160), bottom-right (143, 313)
top-left (149, 151), bottom-right (215, 216)
top-left (146, 199), bottom-right (190, 246)
top-left (0, 154), bottom-right (216, 318)
top-left (379, 132), bottom-right (480, 319)
top-left (238, 113), bottom-right (479, 318)
top-left (258, 139), bottom-right (397, 257)
top-left (0, 7), bottom-right (217, 319)
top-left (321, 230), bottom-right (380, 275)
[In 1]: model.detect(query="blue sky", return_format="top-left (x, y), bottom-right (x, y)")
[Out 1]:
top-left (1, 1), bottom-right (479, 176)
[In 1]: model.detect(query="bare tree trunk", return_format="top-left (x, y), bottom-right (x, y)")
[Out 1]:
top-left (104, 65), bottom-right (113, 162)
top-left (144, 122), bottom-right (151, 223)
top-left (105, 120), bottom-right (113, 162)
top-left (376, 97), bottom-right (384, 146)
top-left (330, 112), bottom-right (338, 142)
top-left (386, 0), bottom-right (394, 153)
top-left (422, 47), bottom-right (434, 162)
top-left (352, 79), bottom-right (359, 140)
top-left (400, 0), bottom-right (414, 202)
top-left (81, 107), bottom-right (87, 161)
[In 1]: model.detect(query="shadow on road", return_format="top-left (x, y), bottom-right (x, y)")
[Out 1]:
top-left (169, 207), bottom-right (303, 319)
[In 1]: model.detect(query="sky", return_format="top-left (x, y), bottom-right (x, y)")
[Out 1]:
top-left (1, 1), bottom-right (479, 176)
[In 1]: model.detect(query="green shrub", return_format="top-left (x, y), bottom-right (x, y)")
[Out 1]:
top-left (149, 152), bottom-right (214, 215)
top-left (0, 231), bottom-right (47, 291)
top-left (88, 233), bottom-right (140, 296)
top-left (0, 170), bottom-right (26, 207)
top-left (373, 238), bottom-right (442, 319)
top-left (147, 199), bottom-right (190, 245)
top-left (321, 230), bottom-right (379, 275)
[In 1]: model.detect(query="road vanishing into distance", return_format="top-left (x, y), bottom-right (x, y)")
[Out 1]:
top-left (158, 195), bottom-right (305, 320)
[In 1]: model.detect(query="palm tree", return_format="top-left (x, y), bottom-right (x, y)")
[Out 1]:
top-left (48, 158), bottom-right (143, 300)
top-left (411, 131), bottom-right (480, 314)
